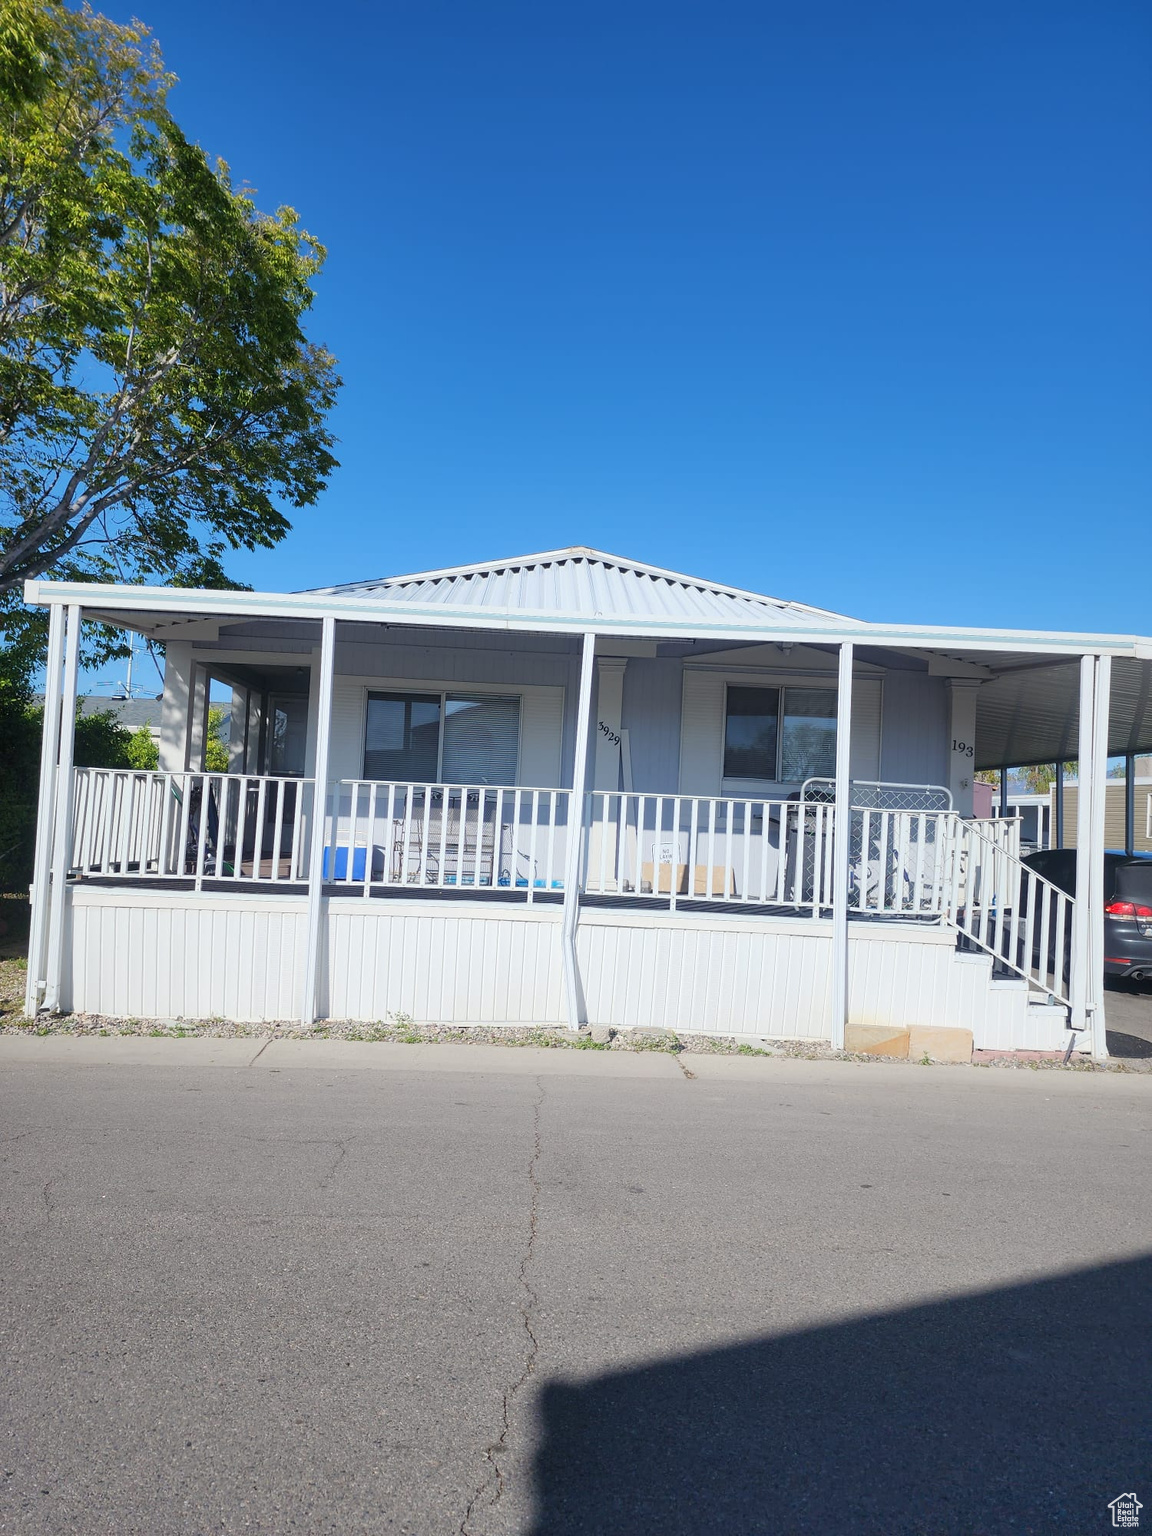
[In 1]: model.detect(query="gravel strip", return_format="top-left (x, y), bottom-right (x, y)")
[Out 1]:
top-left (1, 1010), bottom-right (1146, 1071)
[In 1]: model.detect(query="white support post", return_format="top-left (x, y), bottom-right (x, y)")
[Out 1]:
top-left (301, 614), bottom-right (336, 1027)
top-left (158, 641), bottom-right (194, 771)
top-left (43, 606), bottom-right (81, 1012)
top-left (1070, 654), bottom-right (1096, 1040)
top-left (830, 641), bottom-right (854, 1049)
top-left (1089, 655), bottom-right (1111, 1060)
top-left (593, 658), bottom-right (627, 790)
top-left (24, 603), bottom-right (66, 1017)
top-left (561, 632), bottom-right (597, 1030)
top-left (945, 679), bottom-right (981, 818)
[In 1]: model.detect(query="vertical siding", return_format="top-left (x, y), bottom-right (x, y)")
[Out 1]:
top-left (578, 917), bottom-right (833, 1036)
top-left (519, 690), bottom-right (565, 787)
top-left (880, 672), bottom-right (948, 786)
top-left (65, 889), bottom-right (1048, 1049)
top-left (679, 671), bottom-right (726, 794)
top-left (621, 658), bottom-right (683, 792)
top-left (323, 903), bottom-right (565, 1022)
top-left (67, 893), bottom-right (307, 1020)
top-left (847, 935), bottom-right (1026, 1044)
top-left (851, 678), bottom-right (883, 780)
top-left (1059, 782), bottom-right (1152, 853)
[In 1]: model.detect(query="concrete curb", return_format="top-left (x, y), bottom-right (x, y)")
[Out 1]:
top-left (0, 1034), bottom-right (684, 1078)
top-left (0, 1036), bottom-right (265, 1067)
top-left (257, 1039), bottom-right (685, 1077)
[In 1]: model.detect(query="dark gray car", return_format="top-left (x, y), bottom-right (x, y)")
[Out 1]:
top-left (1023, 850), bottom-right (1152, 980)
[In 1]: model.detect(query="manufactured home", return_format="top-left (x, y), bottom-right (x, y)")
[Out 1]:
top-left (23, 548), bottom-right (1152, 1058)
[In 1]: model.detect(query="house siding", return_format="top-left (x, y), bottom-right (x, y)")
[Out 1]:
top-left (620, 658), bottom-right (683, 793)
top-left (169, 631), bottom-right (953, 800)
top-left (63, 888), bottom-right (1041, 1047)
top-left (1057, 781), bottom-right (1152, 854)
top-left (880, 672), bottom-right (949, 788)
top-left (174, 629), bottom-right (583, 787)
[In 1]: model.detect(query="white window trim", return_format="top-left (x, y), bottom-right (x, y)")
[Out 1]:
top-left (362, 685), bottom-right (523, 785)
top-left (719, 673), bottom-right (838, 797)
top-left (344, 674), bottom-right (535, 786)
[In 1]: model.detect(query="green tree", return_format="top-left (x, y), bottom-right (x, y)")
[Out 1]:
top-left (1017, 763), bottom-right (1076, 795)
top-left (125, 722), bottom-right (158, 770)
top-left (203, 704), bottom-right (228, 772)
top-left (73, 703), bottom-right (131, 766)
top-left (0, 0), bottom-right (339, 641)
top-left (0, 690), bottom-right (139, 888)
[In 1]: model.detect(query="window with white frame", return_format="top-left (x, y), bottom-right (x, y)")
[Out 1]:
top-left (723, 684), bottom-right (837, 784)
top-left (364, 691), bottom-right (520, 784)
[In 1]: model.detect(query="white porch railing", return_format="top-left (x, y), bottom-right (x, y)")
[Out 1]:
top-left (323, 781), bottom-right (572, 895)
top-left (949, 818), bottom-right (1073, 1003)
top-left (969, 814), bottom-right (1022, 856)
top-left (847, 807), bottom-right (953, 914)
top-left (70, 769), bottom-right (314, 882)
top-left (64, 770), bottom-right (1074, 1001)
top-left (581, 793), bottom-right (837, 912)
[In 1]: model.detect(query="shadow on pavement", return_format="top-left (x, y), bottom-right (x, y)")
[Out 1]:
top-left (1108, 1030), bottom-right (1152, 1059)
top-left (529, 1255), bottom-right (1150, 1535)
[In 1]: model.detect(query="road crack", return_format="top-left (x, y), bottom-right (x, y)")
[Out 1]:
top-left (460, 1077), bottom-right (544, 1534)
top-left (317, 1139), bottom-right (348, 1190)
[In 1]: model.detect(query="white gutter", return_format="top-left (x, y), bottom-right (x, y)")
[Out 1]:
top-left (21, 578), bottom-right (1152, 659)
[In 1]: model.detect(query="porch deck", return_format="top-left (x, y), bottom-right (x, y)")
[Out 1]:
top-left (62, 768), bottom-right (1073, 1011)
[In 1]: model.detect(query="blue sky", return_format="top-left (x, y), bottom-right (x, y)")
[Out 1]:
top-left (87, 0), bottom-right (1149, 691)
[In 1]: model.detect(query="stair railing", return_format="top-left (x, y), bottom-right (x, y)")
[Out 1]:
top-left (945, 817), bottom-right (1073, 1005)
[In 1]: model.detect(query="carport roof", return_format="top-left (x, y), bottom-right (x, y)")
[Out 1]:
top-left (975, 654), bottom-right (1152, 770)
top-left (23, 551), bottom-right (1152, 764)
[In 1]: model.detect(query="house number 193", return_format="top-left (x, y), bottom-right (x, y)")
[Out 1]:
top-left (952, 739), bottom-right (974, 758)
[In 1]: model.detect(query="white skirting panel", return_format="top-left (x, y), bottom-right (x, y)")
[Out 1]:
top-left (66, 889), bottom-right (308, 1021)
top-left (577, 912), bottom-right (833, 1037)
top-left (62, 891), bottom-right (1047, 1048)
top-left (847, 928), bottom-right (1029, 1048)
top-left (323, 899), bottom-right (566, 1024)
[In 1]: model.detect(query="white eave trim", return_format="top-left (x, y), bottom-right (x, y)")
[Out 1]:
top-left (21, 578), bottom-right (1152, 658)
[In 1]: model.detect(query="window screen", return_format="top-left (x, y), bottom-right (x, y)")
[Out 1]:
top-left (723, 687), bottom-right (779, 779)
top-left (364, 692), bottom-right (440, 780)
top-left (442, 695), bottom-right (520, 784)
top-left (780, 688), bottom-right (837, 781)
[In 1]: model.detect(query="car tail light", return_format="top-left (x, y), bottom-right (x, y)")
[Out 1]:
top-left (1105, 901), bottom-right (1152, 917)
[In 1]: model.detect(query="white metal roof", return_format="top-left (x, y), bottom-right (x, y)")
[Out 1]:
top-left (304, 546), bottom-right (857, 629)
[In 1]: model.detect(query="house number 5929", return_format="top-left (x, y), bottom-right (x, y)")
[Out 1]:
top-left (952, 739), bottom-right (974, 758)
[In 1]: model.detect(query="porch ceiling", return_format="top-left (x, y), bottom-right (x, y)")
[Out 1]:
top-left (974, 655), bottom-right (1152, 769)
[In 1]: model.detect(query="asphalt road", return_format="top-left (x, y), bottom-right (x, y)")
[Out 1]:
top-left (1106, 974), bottom-right (1152, 1058)
top-left (1, 1041), bottom-right (1150, 1536)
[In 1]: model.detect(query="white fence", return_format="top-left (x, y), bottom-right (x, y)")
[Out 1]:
top-left (323, 781), bottom-right (571, 896)
top-left (71, 769), bottom-right (312, 883)
top-left (581, 793), bottom-right (836, 913)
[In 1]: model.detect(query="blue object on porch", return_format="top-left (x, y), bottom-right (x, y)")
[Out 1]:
top-left (323, 846), bottom-right (367, 881)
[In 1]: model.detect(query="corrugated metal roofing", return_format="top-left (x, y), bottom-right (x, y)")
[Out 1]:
top-left (304, 546), bottom-right (857, 629)
top-left (976, 655), bottom-right (1152, 768)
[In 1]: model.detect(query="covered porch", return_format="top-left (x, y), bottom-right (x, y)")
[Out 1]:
top-left (22, 551), bottom-right (1152, 1055)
